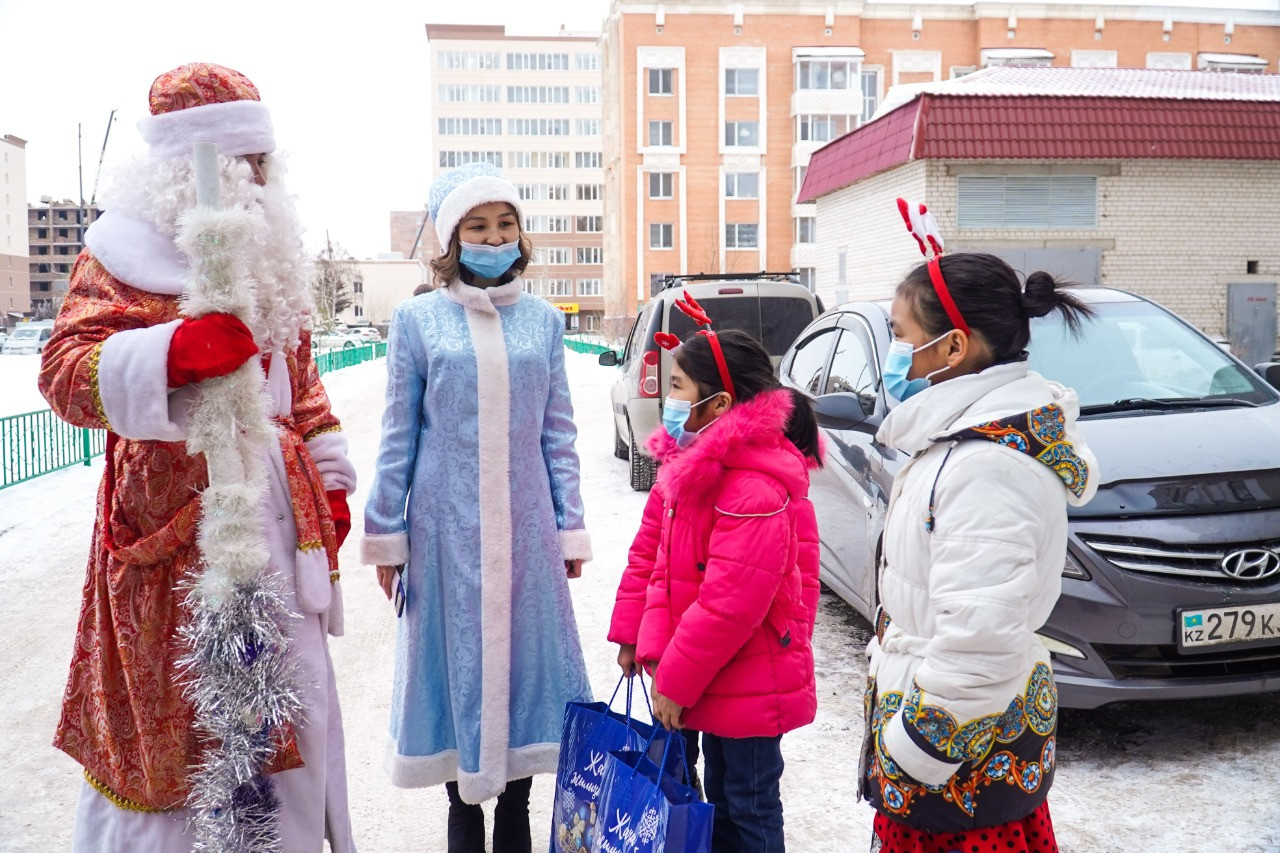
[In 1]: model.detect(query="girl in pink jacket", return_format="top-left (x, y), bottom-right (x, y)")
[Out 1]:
top-left (609, 326), bottom-right (822, 852)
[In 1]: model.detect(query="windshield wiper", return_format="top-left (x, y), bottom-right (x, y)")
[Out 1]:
top-left (1081, 397), bottom-right (1260, 415)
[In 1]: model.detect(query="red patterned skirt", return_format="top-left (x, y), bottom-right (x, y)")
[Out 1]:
top-left (873, 801), bottom-right (1058, 853)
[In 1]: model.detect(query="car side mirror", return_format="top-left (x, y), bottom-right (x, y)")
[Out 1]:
top-left (1255, 362), bottom-right (1280, 390)
top-left (812, 392), bottom-right (879, 433)
top-left (598, 350), bottom-right (620, 367)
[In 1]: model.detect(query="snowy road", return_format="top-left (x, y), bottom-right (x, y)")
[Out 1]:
top-left (1, 351), bottom-right (1277, 852)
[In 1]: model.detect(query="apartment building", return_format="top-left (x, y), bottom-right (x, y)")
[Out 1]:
top-left (423, 24), bottom-right (607, 333)
top-left (28, 201), bottom-right (100, 319)
top-left (1, 135), bottom-right (29, 325)
top-left (599, 0), bottom-right (1280, 338)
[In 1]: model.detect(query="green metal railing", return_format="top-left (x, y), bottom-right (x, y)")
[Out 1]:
top-left (0, 342), bottom-right (388, 492)
top-left (563, 335), bottom-right (615, 357)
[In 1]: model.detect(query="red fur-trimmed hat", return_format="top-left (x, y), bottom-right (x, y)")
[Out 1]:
top-left (137, 63), bottom-right (275, 160)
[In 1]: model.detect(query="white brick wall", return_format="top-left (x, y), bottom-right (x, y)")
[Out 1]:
top-left (815, 158), bottom-right (1280, 342)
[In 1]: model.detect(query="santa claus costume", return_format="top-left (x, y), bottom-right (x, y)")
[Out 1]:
top-left (39, 63), bottom-right (356, 852)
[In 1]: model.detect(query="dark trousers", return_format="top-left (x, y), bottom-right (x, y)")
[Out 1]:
top-left (702, 733), bottom-right (785, 853)
top-left (444, 776), bottom-right (532, 853)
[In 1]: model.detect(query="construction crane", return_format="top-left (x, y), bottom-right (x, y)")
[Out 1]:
top-left (89, 110), bottom-right (116, 207)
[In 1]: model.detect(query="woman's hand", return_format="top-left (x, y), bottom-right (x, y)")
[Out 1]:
top-left (651, 684), bottom-right (685, 731)
top-left (565, 559), bottom-right (583, 579)
top-left (617, 644), bottom-right (638, 676)
top-left (376, 565), bottom-right (399, 600)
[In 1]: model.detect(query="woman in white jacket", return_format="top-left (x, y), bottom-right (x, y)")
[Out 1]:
top-left (860, 252), bottom-right (1099, 853)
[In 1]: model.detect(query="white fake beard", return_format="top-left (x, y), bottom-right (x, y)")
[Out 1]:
top-left (101, 152), bottom-right (314, 352)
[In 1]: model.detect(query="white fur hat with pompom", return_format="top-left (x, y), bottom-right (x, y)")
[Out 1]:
top-left (428, 163), bottom-right (524, 252)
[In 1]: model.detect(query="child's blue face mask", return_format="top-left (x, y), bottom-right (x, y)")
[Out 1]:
top-left (662, 394), bottom-right (720, 449)
top-left (881, 332), bottom-right (952, 401)
top-left (459, 240), bottom-right (521, 279)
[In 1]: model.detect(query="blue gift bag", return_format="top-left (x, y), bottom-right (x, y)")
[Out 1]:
top-left (591, 731), bottom-right (713, 853)
top-left (550, 674), bottom-right (685, 853)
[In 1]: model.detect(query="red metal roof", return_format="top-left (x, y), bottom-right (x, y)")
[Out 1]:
top-left (798, 72), bottom-right (1280, 204)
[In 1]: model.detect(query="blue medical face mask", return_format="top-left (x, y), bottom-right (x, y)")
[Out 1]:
top-left (662, 393), bottom-right (721, 449)
top-left (881, 332), bottom-right (952, 401)
top-left (459, 240), bottom-right (522, 279)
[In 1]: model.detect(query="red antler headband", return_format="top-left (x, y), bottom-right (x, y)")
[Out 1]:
top-left (654, 291), bottom-right (737, 400)
top-left (896, 198), bottom-right (971, 337)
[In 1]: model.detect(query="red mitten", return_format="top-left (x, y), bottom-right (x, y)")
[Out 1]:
top-left (326, 489), bottom-right (351, 549)
top-left (167, 313), bottom-right (259, 388)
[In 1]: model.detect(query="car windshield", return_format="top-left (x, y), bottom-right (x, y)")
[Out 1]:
top-left (12, 328), bottom-right (40, 339)
top-left (1027, 299), bottom-right (1274, 410)
top-left (668, 295), bottom-right (812, 355)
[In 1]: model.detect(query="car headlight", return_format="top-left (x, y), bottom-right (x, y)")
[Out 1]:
top-left (1063, 550), bottom-right (1091, 580)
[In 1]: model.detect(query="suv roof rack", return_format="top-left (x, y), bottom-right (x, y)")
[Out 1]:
top-left (658, 271), bottom-right (798, 290)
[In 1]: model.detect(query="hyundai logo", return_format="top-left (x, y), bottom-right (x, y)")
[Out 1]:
top-left (1219, 548), bottom-right (1280, 581)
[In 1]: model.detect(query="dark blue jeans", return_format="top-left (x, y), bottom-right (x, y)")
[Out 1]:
top-left (702, 732), bottom-right (785, 852)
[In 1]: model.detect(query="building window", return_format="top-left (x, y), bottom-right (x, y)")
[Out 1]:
top-left (648, 68), bottom-right (674, 95)
top-left (725, 68), bottom-right (759, 96)
top-left (438, 151), bottom-right (503, 168)
top-left (578, 278), bottom-right (602, 296)
top-left (438, 51), bottom-right (501, 70)
top-left (438, 117), bottom-right (503, 135)
top-left (575, 119), bottom-right (600, 136)
top-left (796, 217), bottom-right (816, 243)
top-left (649, 223), bottom-right (674, 249)
top-left (648, 120), bottom-right (674, 147)
top-left (439, 84), bottom-right (502, 103)
top-left (576, 215), bottom-right (603, 232)
top-left (545, 278), bottom-right (573, 297)
top-left (795, 267), bottom-right (815, 291)
top-left (507, 86), bottom-right (570, 104)
top-left (860, 69), bottom-right (880, 122)
top-left (524, 215), bottom-right (571, 233)
top-left (517, 183), bottom-right (571, 201)
top-left (508, 118), bottom-right (570, 136)
top-left (507, 52), bottom-right (570, 71)
top-left (724, 172), bottom-right (759, 198)
top-left (956, 175), bottom-right (1098, 229)
top-left (509, 151), bottom-right (570, 169)
top-left (354, 304), bottom-right (364, 318)
top-left (798, 114), bottom-right (853, 143)
top-left (576, 86), bottom-right (601, 104)
top-left (724, 121), bottom-right (759, 147)
top-left (794, 166), bottom-right (808, 200)
top-left (539, 247), bottom-right (573, 265)
top-left (577, 247), bottom-right (604, 264)
top-left (575, 152), bottom-right (602, 169)
top-left (725, 223), bottom-right (759, 249)
top-left (576, 184), bottom-right (602, 201)
top-left (796, 59), bottom-right (859, 89)
top-left (648, 172), bottom-right (674, 199)
top-left (576, 53), bottom-right (599, 71)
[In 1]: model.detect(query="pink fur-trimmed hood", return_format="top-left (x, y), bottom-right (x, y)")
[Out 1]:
top-left (646, 388), bottom-right (818, 505)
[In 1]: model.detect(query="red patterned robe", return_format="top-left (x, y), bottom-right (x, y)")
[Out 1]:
top-left (40, 248), bottom-right (354, 845)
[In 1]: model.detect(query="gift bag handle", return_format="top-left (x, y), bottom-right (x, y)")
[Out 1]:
top-left (607, 671), bottom-right (655, 731)
top-left (634, 720), bottom-right (691, 787)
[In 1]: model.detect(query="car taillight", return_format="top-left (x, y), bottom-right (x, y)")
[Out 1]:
top-left (640, 350), bottom-right (660, 397)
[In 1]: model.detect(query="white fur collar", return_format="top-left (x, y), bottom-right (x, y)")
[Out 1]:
top-left (441, 279), bottom-right (524, 314)
top-left (83, 212), bottom-right (188, 296)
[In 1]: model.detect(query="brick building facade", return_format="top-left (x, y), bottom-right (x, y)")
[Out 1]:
top-left (599, 0), bottom-right (1280, 340)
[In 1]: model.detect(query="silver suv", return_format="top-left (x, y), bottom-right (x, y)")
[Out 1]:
top-left (599, 273), bottom-right (820, 490)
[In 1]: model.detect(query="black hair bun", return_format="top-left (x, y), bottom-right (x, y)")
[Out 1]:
top-left (1022, 271), bottom-right (1058, 319)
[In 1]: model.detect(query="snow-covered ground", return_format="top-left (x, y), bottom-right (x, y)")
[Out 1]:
top-left (0, 351), bottom-right (1277, 852)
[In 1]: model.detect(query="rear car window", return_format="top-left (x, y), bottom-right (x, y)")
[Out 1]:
top-left (667, 295), bottom-right (813, 356)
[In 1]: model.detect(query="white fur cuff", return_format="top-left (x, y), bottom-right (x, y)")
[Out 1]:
top-left (361, 533), bottom-right (409, 566)
top-left (560, 529), bottom-right (593, 563)
top-left (98, 320), bottom-right (188, 441)
top-left (882, 710), bottom-right (962, 787)
top-left (306, 432), bottom-right (357, 494)
top-left (138, 100), bottom-right (276, 160)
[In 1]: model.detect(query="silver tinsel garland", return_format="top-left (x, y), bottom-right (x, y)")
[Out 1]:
top-left (172, 146), bottom-right (305, 852)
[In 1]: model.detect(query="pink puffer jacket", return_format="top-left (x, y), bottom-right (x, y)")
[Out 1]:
top-left (608, 388), bottom-right (821, 738)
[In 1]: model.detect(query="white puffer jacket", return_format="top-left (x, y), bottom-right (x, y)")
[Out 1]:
top-left (867, 361), bottom-right (1099, 798)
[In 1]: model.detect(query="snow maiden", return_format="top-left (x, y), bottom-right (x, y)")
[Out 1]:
top-left (361, 162), bottom-right (593, 853)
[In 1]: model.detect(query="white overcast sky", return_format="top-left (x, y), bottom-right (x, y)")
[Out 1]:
top-left (1, 0), bottom-right (1274, 257)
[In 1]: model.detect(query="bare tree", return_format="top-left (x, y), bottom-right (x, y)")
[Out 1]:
top-left (311, 236), bottom-right (356, 329)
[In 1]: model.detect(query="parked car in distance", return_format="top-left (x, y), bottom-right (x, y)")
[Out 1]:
top-left (349, 326), bottom-right (381, 343)
top-left (2, 322), bottom-right (54, 355)
top-left (600, 273), bottom-right (822, 490)
top-left (782, 287), bottom-right (1280, 709)
top-left (310, 328), bottom-right (367, 350)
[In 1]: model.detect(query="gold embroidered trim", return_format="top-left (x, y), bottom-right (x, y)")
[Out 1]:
top-left (83, 770), bottom-right (169, 814)
top-left (87, 342), bottom-right (112, 431)
top-left (329, 571), bottom-right (340, 583)
top-left (303, 424), bottom-right (343, 441)
top-left (297, 540), bottom-right (324, 552)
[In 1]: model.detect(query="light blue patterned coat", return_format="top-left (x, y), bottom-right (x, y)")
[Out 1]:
top-left (361, 279), bottom-right (593, 804)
